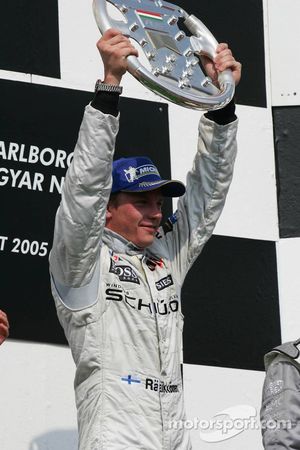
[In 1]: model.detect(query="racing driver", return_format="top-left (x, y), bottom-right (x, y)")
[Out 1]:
top-left (49, 28), bottom-right (241, 449)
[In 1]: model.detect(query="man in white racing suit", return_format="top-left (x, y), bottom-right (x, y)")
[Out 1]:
top-left (49, 29), bottom-right (241, 449)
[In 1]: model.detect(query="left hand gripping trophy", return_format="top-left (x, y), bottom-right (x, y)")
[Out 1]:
top-left (93, 0), bottom-right (235, 110)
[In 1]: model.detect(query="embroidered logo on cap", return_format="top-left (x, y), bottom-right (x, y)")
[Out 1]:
top-left (124, 164), bottom-right (160, 183)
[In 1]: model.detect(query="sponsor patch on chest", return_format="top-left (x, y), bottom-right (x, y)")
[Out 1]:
top-left (105, 287), bottom-right (179, 315)
top-left (155, 274), bottom-right (174, 291)
top-left (109, 259), bottom-right (140, 284)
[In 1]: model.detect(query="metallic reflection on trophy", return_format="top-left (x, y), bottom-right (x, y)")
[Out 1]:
top-left (93, 0), bottom-right (235, 110)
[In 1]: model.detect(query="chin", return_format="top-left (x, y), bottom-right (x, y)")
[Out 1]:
top-left (136, 236), bottom-right (155, 248)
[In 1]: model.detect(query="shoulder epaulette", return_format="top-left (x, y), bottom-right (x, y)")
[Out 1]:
top-left (264, 339), bottom-right (300, 370)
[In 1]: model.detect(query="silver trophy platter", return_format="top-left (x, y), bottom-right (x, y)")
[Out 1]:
top-left (93, 0), bottom-right (235, 110)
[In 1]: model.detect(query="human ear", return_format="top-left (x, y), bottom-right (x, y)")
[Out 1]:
top-left (106, 203), bottom-right (113, 221)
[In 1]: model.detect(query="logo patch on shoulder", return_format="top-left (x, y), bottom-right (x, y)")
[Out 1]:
top-left (163, 211), bottom-right (178, 235)
top-left (109, 259), bottom-right (140, 284)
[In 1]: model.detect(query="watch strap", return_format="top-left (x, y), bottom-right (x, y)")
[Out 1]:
top-left (94, 79), bottom-right (123, 94)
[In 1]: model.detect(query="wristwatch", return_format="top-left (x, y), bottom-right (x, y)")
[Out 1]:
top-left (94, 79), bottom-right (123, 94)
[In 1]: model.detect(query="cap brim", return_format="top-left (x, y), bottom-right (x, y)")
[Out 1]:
top-left (121, 179), bottom-right (186, 197)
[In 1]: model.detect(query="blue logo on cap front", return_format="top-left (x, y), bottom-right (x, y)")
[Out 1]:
top-left (124, 164), bottom-right (160, 183)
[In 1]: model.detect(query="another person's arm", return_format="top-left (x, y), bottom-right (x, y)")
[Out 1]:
top-left (0, 310), bottom-right (9, 345)
top-left (261, 356), bottom-right (300, 448)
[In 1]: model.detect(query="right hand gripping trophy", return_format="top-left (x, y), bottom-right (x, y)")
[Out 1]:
top-left (93, 0), bottom-right (235, 110)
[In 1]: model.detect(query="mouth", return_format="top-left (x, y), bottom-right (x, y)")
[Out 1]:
top-left (140, 224), bottom-right (159, 233)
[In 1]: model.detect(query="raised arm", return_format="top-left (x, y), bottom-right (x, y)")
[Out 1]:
top-left (158, 45), bottom-right (241, 283)
top-left (49, 30), bottom-right (138, 289)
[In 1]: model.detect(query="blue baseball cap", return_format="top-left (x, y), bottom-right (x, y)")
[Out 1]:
top-left (111, 156), bottom-right (185, 197)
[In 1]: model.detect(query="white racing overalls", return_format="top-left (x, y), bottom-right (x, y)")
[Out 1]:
top-left (49, 104), bottom-right (238, 449)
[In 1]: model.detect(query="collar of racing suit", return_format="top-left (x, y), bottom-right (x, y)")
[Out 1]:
top-left (103, 228), bottom-right (147, 256)
top-left (102, 228), bottom-right (166, 273)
